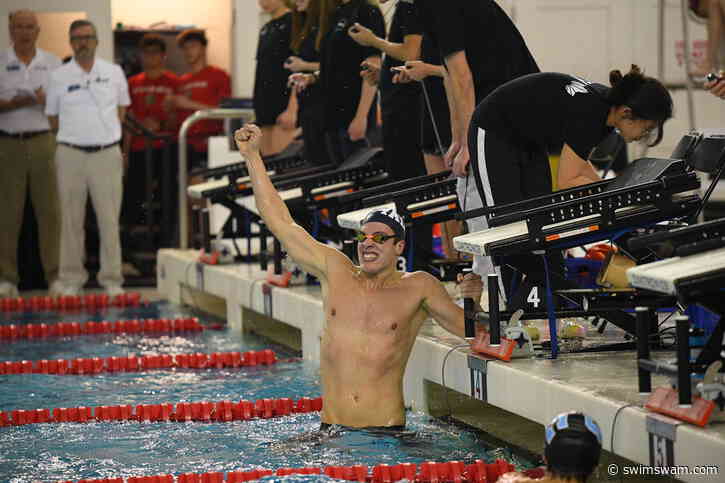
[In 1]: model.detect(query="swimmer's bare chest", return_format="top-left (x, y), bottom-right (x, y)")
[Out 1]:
top-left (316, 267), bottom-right (430, 425)
top-left (320, 270), bottom-right (427, 375)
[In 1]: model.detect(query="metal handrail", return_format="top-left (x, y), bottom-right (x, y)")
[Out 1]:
top-left (123, 115), bottom-right (176, 251)
top-left (178, 108), bottom-right (254, 249)
top-left (680, 0), bottom-right (696, 131)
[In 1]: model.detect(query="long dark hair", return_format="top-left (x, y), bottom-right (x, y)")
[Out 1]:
top-left (291, 0), bottom-right (339, 53)
top-left (607, 65), bottom-right (673, 146)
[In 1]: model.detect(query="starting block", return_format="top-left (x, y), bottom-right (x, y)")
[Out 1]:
top-left (198, 249), bottom-right (220, 265)
top-left (198, 241), bottom-right (237, 265)
top-left (266, 268), bottom-right (293, 288)
top-left (470, 310), bottom-right (535, 362)
top-left (265, 258), bottom-right (308, 288)
top-left (645, 386), bottom-right (716, 427)
top-left (697, 361), bottom-right (725, 412)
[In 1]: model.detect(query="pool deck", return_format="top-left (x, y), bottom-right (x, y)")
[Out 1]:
top-left (158, 249), bottom-right (725, 482)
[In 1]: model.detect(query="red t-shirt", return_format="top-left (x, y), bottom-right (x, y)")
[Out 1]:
top-left (127, 71), bottom-right (179, 152)
top-left (177, 65), bottom-right (232, 152)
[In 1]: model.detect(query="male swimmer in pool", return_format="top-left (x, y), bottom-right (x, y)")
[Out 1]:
top-left (235, 124), bottom-right (485, 429)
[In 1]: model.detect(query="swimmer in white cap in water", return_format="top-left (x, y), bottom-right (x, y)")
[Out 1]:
top-left (499, 411), bottom-right (603, 483)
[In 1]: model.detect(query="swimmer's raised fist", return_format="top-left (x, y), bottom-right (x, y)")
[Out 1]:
top-left (234, 124), bottom-right (262, 158)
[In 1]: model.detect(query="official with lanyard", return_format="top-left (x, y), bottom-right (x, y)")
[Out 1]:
top-left (46, 19), bottom-right (130, 296)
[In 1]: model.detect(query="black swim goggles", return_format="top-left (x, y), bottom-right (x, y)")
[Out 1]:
top-left (353, 232), bottom-right (398, 244)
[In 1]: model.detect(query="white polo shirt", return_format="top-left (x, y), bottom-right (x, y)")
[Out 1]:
top-left (45, 57), bottom-right (130, 146)
top-left (0, 47), bottom-right (61, 134)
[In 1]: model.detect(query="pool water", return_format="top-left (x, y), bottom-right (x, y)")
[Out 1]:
top-left (0, 301), bottom-right (533, 482)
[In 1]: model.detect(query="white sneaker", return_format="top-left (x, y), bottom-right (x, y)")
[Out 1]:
top-left (0, 280), bottom-right (19, 298)
top-left (49, 280), bottom-right (81, 296)
top-left (49, 280), bottom-right (66, 297)
top-left (122, 262), bottom-right (142, 277)
top-left (105, 285), bottom-right (125, 297)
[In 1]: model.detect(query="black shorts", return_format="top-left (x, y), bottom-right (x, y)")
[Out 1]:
top-left (382, 98), bottom-right (425, 182)
top-left (266, 422), bottom-right (411, 451)
top-left (467, 126), bottom-right (567, 298)
top-left (468, 127), bottom-right (551, 207)
top-left (319, 422), bottom-right (407, 435)
top-left (420, 77), bottom-right (452, 156)
top-left (299, 91), bottom-right (331, 166)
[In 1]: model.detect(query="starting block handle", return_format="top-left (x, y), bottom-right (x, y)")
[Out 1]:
top-left (259, 221), bottom-right (268, 271)
top-left (676, 315), bottom-right (692, 406)
top-left (464, 297), bottom-right (475, 339)
top-left (488, 273), bottom-right (501, 346)
top-left (200, 208), bottom-right (211, 254)
top-left (636, 307), bottom-right (653, 394)
top-left (462, 268), bottom-right (475, 339)
top-left (273, 238), bottom-right (283, 275)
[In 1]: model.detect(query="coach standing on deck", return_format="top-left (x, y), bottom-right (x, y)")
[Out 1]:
top-left (46, 19), bottom-right (130, 296)
top-left (412, 0), bottom-right (539, 280)
top-left (414, 0), bottom-right (538, 175)
top-left (0, 10), bottom-right (62, 298)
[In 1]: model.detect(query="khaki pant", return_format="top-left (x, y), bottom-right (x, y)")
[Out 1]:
top-left (55, 143), bottom-right (124, 290)
top-left (0, 133), bottom-right (60, 286)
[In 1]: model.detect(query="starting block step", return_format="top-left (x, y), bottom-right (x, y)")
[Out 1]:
top-left (470, 328), bottom-right (533, 362)
top-left (644, 386), bottom-right (716, 427)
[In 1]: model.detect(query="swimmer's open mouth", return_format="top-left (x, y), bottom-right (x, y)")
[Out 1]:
top-left (361, 252), bottom-right (379, 262)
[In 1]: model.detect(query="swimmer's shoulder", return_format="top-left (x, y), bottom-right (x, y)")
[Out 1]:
top-left (325, 247), bottom-right (356, 272)
top-left (400, 270), bottom-right (439, 290)
top-left (403, 271), bottom-right (458, 306)
top-left (403, 270), bottom-right (438, 280)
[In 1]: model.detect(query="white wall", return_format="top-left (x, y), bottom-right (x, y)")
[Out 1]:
top-left (111, 0), bottom-right (233, 76)
top-left (513, 0), bottom-right (710, 84)
top-left (511, 0), bottom-right (723, 157)
top-left (233, 0), bottom-right (266, 99)
top-left (0, 1), bottom-right (113, 61)
top-left (35, 11), bottom-right (86, 61)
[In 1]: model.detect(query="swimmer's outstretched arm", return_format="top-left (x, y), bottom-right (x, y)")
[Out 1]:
top-left (419, 272), bottom-right (485, 339)
top-left (234, 124), bottom-right (334, 280)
